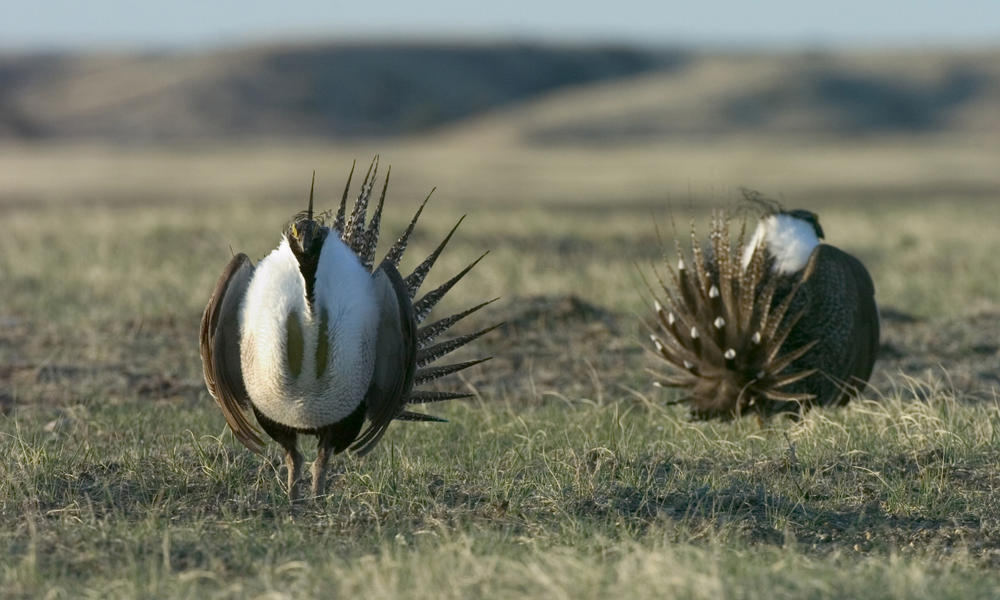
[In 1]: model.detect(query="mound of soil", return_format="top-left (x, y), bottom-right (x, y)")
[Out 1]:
top-left (873, 308), bottom-right (1000, 398)
top-left (468, 295), bottom-right (641, 402)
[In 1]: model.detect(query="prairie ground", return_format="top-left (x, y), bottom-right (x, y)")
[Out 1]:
top-left (2, 138), bottom-right (1000, 598)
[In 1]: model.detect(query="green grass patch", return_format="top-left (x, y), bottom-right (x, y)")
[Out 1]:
top-left (3, 389), bottom-right (1000, 598)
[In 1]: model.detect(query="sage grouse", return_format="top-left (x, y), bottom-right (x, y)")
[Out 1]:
top-left (648, 204), bottom-right (879, 419)
top-left (200, 159), bottom-right (497, 499)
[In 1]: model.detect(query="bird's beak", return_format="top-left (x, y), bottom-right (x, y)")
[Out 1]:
top-left (296, 227), bottom-right (313, 252)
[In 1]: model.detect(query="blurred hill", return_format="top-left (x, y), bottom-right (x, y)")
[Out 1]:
top-left (0, 43), bottom-right (674, 142)
top-left (0, 43), bottom-right (997, 144)
top-left (446, 49), bottom-right (1000, 145)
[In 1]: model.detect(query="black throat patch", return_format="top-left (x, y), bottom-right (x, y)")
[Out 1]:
top-left (289, 228), bottom-right (328, 307)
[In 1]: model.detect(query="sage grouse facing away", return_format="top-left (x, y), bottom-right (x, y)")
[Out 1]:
top-left (648, 204), bottom-right (879, 419)
top-left (200, 158), bottom-right (498, 499)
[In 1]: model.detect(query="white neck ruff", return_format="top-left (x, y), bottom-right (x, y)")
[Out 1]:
top-left (742, 213), bottom-right (820, 275)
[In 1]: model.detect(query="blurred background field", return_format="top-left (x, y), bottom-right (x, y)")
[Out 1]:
top-left (2, 4), bottom-right (1000, 598)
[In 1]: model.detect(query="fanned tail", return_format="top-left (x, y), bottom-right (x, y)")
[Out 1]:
top-left (648, 209), bottom-right (816, 419)
top-left (335, 159), bottom-right (498, 426)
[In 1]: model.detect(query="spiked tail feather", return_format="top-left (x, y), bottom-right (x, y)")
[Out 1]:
top-left (415, 323), bottom-right (503, 368)
top-left (414, 357), bottom-right (492, 386)
top-left (649, 209), bottom-right (818, 419)
top-left (307, 171), bottom-right (316, 221)
top-left (345, 156), bottom-right (378, 252)
top-left (417, 298), bottom-right (499, 349)
top-left (403, 216), bottom-right (466, 298)
top-left (333, 160), bottom-right (355, 233)
top-left (412, 252), bottom-right (488, 324)
top-left (359, 166), bottom-right (390, 271)
top-left (384, 190), bottom-right (433, 268)
top-left (394, 411), bottom-right (448, 422)
top-left (408, 390), bottom-right (475, 403)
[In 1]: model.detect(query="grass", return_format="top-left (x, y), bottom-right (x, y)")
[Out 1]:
top-left (4, 393), bottom-right (1000, 597)
top-left (2, 139), bottom-right (1000, 598)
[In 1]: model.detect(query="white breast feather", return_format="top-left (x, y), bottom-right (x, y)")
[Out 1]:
top-left (240, 234), bottom-right (378, 430)
top-left (741, 214), bottom-right (820, 275)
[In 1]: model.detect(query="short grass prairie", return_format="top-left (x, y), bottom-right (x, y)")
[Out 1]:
top-left (2, 138), bottom-right (1000, 598)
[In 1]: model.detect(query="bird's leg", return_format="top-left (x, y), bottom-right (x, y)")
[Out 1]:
top-left (256, 415), bottom-right (304, 502)
top-left (268, 429), bottom-right (302, 502)
top-left (309, 406), bottom-right (366, 498)
top-left (284, 445), bottom-right (304, 502)
top-left (311, 437), bottom-right (333, 497)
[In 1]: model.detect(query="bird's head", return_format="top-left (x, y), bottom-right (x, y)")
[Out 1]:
top-left (287, 217), bottom-right (326, 256)
top-left (740, 190), bottom-right (825, 241)
top-left (782, 209), bottom-right (825, 240)
top-left (286, 172), bottom-right (328, 258)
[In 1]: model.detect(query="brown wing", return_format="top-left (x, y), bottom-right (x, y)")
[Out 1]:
top-left (199, 253), bottom-right (266, 454)
top-left (350, 260), bottom-right (417, 455)
top-left (834, 246), bottom-right (880, 390)
top-left (803, 244), bottom-right (880, 405)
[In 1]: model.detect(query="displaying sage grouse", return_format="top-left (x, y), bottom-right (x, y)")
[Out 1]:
top-left (200, 158), bottom-right (498, 499)
top-left (648, 203), bottom-right (879, 419)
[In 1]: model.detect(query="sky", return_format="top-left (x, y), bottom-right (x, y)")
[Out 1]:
top-left (3, 0), bottom-right (1000, 50)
